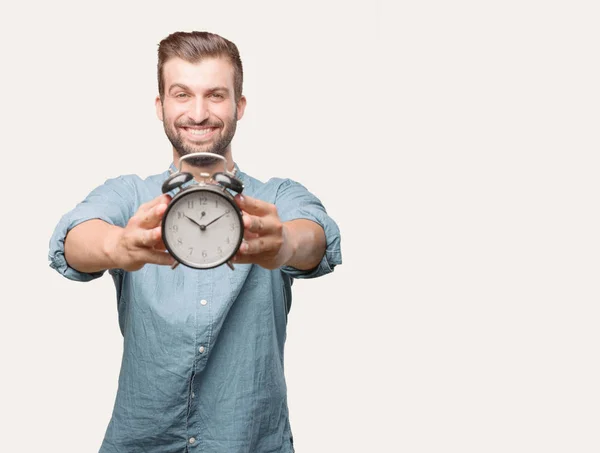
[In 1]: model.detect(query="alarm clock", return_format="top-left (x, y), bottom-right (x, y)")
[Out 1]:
top-left (161, 153), bottom-right (244, 270)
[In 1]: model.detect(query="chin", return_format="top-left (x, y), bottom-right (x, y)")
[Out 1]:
top-left (181, 141), bottom-right (216, 154)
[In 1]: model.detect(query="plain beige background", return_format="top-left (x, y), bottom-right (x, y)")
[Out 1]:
top-left (1, 0), bottom-right (599, 452)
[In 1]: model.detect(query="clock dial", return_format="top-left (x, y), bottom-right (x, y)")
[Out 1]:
top-left (163, 188), bottom-right (243, 269)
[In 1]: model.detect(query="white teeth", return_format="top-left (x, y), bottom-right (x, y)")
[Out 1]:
top-left (189, 129), bottom-right (212, 136)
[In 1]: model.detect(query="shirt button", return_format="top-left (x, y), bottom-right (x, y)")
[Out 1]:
top-left (189, 437), bottom-right (196, 444)
top-left (200, 299), bottom-right (207, 306)
top-left (191, 392), bottom-right (195, 398)
top-left (199, 346), bottom-right (205, 353)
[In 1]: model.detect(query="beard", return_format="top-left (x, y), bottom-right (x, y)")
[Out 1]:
top-left (163, 109), bottom-right (238, 168)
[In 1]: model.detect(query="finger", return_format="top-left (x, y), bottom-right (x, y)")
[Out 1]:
top-left (231, 251), bottom-right (249, 264)
top-left (137, 249), bottom-right (176, 266)
top-left (232, 246), bottom-right (253, 263)
top-left (235, 194), bottom-right (275, 217)
top-left (242, 213), bottom-right (264, 233)
top-left (243, 230), bottom-right (260, 241)
top-left (238, 236), bottom-right (269, 256)
top-left (139, 203), bottom-right (169, 228)
top-left (152, 237), bottom-right (168, 251)
top-left (135, 225), bottom-right (164, 248)
top-left (139, 194), bottom-right (172, 214)
top-left (242, 213), bottom-right (280, 235)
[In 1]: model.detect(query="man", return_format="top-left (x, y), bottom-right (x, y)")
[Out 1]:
top-left (48, 31), bottom-right (342, 453)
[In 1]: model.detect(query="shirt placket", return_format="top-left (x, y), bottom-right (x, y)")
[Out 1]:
top-left (186, 274), bottom-right (213, 449)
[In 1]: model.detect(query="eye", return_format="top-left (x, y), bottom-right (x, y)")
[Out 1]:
top-left (175, 93), bottom-right (190, 99)
top-left (210, 93), bottom-right (225, 100)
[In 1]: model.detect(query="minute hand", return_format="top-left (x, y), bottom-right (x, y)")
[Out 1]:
top-left (204, 211), bottom-right (230, 228)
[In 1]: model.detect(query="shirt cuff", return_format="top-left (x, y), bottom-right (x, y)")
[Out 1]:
top-left (48, 215), bottom-right (114, 282)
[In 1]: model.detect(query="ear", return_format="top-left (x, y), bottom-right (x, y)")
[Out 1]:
top-left (236, 96), bottom-right (247, 120)
top-left (155, 96), bottom-right (164, 121)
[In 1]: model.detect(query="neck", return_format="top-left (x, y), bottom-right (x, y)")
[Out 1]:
top-left (172, 149), bottom-right (236, 179)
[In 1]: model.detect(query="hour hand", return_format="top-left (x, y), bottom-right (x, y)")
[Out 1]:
top-left (183, 214), bottom-right (206, 231)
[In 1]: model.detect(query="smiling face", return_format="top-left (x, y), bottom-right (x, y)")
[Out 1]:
top-left (156, 57), bottom-right (246, 166)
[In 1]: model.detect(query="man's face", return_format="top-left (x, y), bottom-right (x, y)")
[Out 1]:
top-left (156, 57), bottom-right (246, 162)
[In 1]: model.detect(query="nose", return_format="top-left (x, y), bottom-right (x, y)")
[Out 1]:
top-left (188, 98), bottom-right (210, 123)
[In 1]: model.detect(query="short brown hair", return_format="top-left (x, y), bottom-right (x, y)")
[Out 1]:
top-left (157, 31), bottom-right (244, 101)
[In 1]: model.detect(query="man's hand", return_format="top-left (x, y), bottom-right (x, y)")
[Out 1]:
top-left (232, 194), bottom-right (295, 270)
top-left (107, 194), bottom-right (175, 271)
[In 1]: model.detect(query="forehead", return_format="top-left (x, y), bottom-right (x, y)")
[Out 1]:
top-left (162, 57), bottom-right (235, 91)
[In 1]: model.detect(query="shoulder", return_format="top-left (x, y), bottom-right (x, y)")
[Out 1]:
top-left (94, 170), bottom-right (169, 204)
top-left (107, 171), bottom-right (167, 191)
top-left (239, 172), bottom-right (314, 204)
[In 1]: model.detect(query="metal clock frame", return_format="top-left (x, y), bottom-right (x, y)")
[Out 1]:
top-left (161, 153), bottom-right (244, 270)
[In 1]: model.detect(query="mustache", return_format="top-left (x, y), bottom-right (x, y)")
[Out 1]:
top-left (176, 119), bottom-right (222, 128)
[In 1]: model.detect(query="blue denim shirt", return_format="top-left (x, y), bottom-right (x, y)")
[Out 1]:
top-left (48, 165), bottom-right (342, 453)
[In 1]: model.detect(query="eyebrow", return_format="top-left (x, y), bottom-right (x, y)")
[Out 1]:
top-left (209, 86), bottom-right (229, 91)
top-left (168, 84), bottom-right (230, 94)
top-left (168, 83), bottom-right (192, 94)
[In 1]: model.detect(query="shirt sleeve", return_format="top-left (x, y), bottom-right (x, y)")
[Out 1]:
top-left (48, 176), bottom-right (138, 282)
top-left (274, 179), bottom-right (342, 279)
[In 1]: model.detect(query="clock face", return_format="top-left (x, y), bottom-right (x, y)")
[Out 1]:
top-left (162, 188), bottom-right (243, 269)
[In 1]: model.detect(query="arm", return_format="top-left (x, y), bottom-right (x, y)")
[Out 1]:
top-left (65, 220), bottom-right (123, 273)
top-left (282, 219), bottom-right (326, 270)
top-left (232, 194), bottom-right (327, 271)
top-left (64, 194), bottom-right (175, 273)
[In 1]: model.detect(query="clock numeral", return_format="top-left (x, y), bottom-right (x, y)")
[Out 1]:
top-left (177, 238), bottom-right (183, 245)
top-left (215, 200), bottom-right (219, 208)
top-left (199, 196), bottom-right (208, 205)
top-left (202, 250), bottom-right (208, 258)
top-left (217, 247), bottom-right (223, 257)
top-left (177, 212), bottom-right (183, 219)
top-left (188, 200), bottom-right (194, 209)
top-left (229, 223), bottom-right (235, 231)
top-left (225, 237), bottom-right (230, 244)
top-left (171, 224), bottom-right (178, 232)
top-left (188, 247), bottom-right (193, 256)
